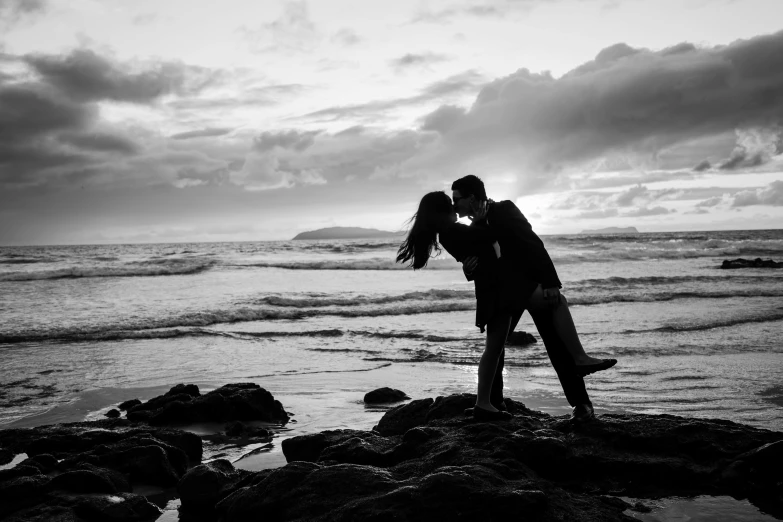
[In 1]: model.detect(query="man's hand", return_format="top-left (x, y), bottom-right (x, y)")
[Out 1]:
top-left (462, 256), bottom-right (479, 275)
top-left (542, 287), bottom-right (561, 307)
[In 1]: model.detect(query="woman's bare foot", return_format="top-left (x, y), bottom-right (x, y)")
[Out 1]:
top-left (475, 402), bottom-right (499, 413)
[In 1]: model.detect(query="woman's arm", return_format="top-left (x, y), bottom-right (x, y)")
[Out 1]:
top-left (439, 223), bottom-right (499, 281)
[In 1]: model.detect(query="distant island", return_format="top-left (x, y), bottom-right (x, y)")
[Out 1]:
top-left (580, 226), bottom-right (639, 234)
top-left (292, 227), bottom-right (404, 240)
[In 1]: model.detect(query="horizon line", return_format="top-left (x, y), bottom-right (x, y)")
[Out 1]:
top-left (2, 227), bottom-right (782, 248)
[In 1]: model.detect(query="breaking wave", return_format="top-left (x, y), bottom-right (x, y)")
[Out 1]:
top-left (0, 259), bottom-right (216, 281)
top-left (250, 289), bottom-right (472, 307)
top-left (234, 257), bottom-right (456, 270)
top-left (623, 311), bottom-right (783, 334)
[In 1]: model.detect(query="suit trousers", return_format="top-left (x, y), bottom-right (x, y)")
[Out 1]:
top-left (490, 307), bottom-right (591, 408)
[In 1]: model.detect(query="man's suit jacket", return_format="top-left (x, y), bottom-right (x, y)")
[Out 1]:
top-left (482, 200), bottom-right (562, 289)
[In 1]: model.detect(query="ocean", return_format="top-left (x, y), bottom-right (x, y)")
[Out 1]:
top-left (1, 229), bottom-right (782, 457)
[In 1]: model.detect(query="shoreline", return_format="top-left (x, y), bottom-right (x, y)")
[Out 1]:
top-left (4, 349), bottom-right (783, 434)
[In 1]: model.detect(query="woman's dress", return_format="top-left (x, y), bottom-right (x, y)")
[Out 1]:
top-left (438, 222), bottom-right (535, 332)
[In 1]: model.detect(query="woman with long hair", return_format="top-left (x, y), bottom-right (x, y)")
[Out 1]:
top-left (397, 191), bottom-right (519, 421)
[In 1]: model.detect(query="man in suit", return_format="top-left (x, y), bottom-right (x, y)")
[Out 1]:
top-left (452, 174), bottom-right (615, 422)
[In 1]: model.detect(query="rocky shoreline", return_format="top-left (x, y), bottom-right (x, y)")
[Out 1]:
top-left (1, 383), bottom-right (781, 521)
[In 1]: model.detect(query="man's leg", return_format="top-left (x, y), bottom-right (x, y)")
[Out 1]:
top-left (529, 307), bottom-right (591, 408)
top-left (528, 287), bottom-right (604, 365)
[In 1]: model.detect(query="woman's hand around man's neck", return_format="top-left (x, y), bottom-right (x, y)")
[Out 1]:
top-left (469, 200), bottom-right (491, 223)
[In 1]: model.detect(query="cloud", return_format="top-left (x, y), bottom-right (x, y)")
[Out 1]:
top-left (731, 180), bottom-right (783, 207)
top-left (696, 196), bottom-right (724, 207)
top-left (622, 206), bottom-right (674, 217)
top-left (420, 105), bottom-right (467, 133)
top-left (253, 129), bottom-right (320, 152)
top-left (0, 48), bottom-right (239, 189)
top-left (165, 83), bottom-right (305, 115)
top-left (406, 30), bottom-right (783, 193)
top-left (0, 83), bottom-right (99, 185)
top-left (548, 183), bottom-right (714, 220)
top-left (0, 0), bottom-right (45, 24)
top-left (132, 13), bottom-right (156, 26)
top-left (299, 70), bottom-right (485, 123)
top-left (574, 208), bottom-right (618, 219)
top-left (230, 154), bottom-right (325, 191)
top-left (693, 160), bottom-right (711, 171)
top-left (170, 128), bottom-right (234, 140)
top-left (410, 2), bottom-right (523, 24)
top-left (25, 49), bottom-right (219, 104)
top-left (717, 127), bottom-right (782, 170)
top-left (226, 126), bottom-right (435, 190)
top-left (58, 131), bottom-right (139, 154)
top-left (240, 1), bottom-right (320, 54)
top-left (389, 52), bottom-right (450, 70)
top-left (615, 184), bottom-right (648, 207)
top-left (332, 28), bottom-right (360, 46)
top-left (0, 83), bottom-right (94, 140)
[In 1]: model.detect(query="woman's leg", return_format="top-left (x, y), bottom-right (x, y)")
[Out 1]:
top-left (527, 285), bottom-right (603, 365)
top-left (476, 313), bottom-right (512, 411)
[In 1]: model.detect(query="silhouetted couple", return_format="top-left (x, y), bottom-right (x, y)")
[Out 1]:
top-left (397, 175), bottom-right (616, 423)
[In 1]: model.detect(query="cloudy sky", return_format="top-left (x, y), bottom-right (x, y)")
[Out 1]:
top-left (1, 0), bottom-right (782, 245)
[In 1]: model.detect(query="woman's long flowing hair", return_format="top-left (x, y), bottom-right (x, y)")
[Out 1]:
top-left (396, 191), bottom-right (454, 269)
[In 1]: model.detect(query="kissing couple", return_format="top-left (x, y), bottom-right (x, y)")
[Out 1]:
top-left (397, 175), bottom-right (617, 423)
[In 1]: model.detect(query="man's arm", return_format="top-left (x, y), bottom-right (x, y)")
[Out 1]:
top-left (493, 201), bottom-right (562, 289)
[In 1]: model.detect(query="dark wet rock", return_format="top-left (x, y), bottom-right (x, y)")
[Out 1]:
top-left (177, 459), bottom-right (252, 516)
top-left (223, 421), bottom-right (271, 439)
top-left (0, 418), bottom-right (202, 521)
top-left (373, 397), bottom-right (434, 436)
top-left (281, 432), bottom-right (328, 463)
top-left (49, 468), bottom-right (120, 494)
top-left (0, 464), bottom-right (43, 483)
top-left (71, 462), bottom-right (131, 492)
top-left (25, 453), bottom-right (58, 472)
top-left (206, 393), bottom-right (783, 521)
top-left (170, 383), bottom-right (201, 397)
top-left (0, 382), bottom-right (295, 521)
top-left (0, 419), bottom-right (202, 464)
top-left (118, 398), bottom-right (142, 411)
top-left (70, 492), bottom-right (162, 521)
top-left (105, 408), bottom-right (121, 418)
top-left (721, 439), bottom-right (783, 507)
top-left (364, 387), bottom-right (410, 404)
top-left (0, 446), bottom-right (12, 465)
top-left (319, 431), bottom-right (400, 467)
top-left (280, 429), bottom-right (394, 465)
top-left (63, 441), bottom-right (185, 487)
top-left (125, 409), bottom-right (153, 423)
top-left (225, 421), bottom-right (247, 438)
top-left (631, 501), bottom-right (653, 513)
top-left (0, 475), bottom-right (51, 519)
top-left (126, 382), bottom-right (289, 426)
top-left (3, 505), bottom-right (81, 522)
top-left (721, 257), bottom-right (783, 269)
top-left (506, 330), bottom-right (537, 345)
